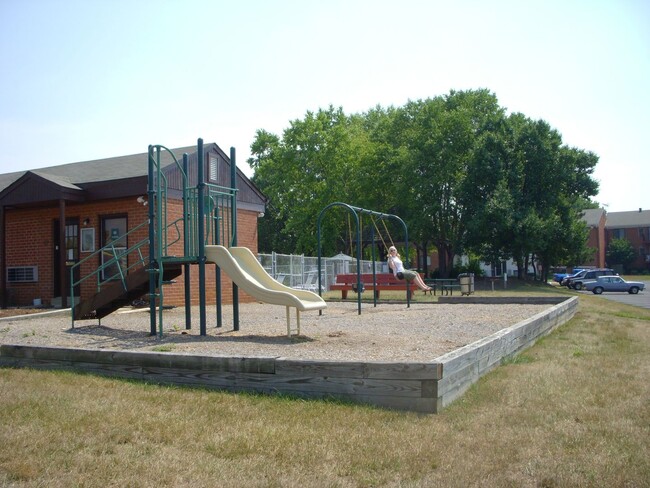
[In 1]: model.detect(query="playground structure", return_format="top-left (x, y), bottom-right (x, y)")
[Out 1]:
top-left (70, 138), bottom-right (324, 337)
top-left (317, 202), bottom-right (409, 314)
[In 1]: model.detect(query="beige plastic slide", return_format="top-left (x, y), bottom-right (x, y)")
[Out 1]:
top-left (204, 245), bottom-right (326, 336)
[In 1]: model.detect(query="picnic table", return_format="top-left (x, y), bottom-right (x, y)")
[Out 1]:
top-left (424, 278), bottom-right (461, 295)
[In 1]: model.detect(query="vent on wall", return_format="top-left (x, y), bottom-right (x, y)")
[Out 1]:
top-left (7, 266), bottom-right (38, 283)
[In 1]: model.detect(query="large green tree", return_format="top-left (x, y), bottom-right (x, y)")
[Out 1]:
top-left (462, 112), bottom-right (599, 280)
top-left (248, 90), bottom-right (599, 279)
top-left (249, 106), bottom-right (369, 255)
top-left (385, 90), bottom-right (506, 276)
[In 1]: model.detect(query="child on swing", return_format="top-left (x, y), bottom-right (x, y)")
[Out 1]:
top-left (387, 246), bottom-right (432, 292)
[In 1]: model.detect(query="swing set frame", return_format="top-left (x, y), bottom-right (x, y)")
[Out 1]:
top-left (317, 202), bottom-right (409, 315)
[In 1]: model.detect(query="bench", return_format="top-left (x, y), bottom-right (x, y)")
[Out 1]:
top-left (330, 273), bottom-right (424, 299)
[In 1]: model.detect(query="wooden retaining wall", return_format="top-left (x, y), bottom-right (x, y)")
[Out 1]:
top-left (0, 296), bottom-right (578, 413)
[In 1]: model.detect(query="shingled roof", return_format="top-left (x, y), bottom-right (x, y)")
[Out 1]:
top-left (0, 145), bottom-right (195, 194)
top-left (0, 143), bottom-right (266, 210)
top-left (581, 208), bottom-right (606, 227)
top-left (605, 209), bottom-right (650, 228)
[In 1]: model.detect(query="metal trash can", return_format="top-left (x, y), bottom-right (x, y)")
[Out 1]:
top-left (458, 273), bottom-right (474, 295)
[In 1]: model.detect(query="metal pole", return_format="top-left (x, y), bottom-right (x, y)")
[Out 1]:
top-left (197, 138), bottom-right (207, 335)
top-left (371, 223), bottom-right (377, 307)
top-left (182, 153), bottom-right (191, 330)
top-left (156, 147), bottom-right (165, 337)
top-left (147, 146), bottom-right (157, 335)
top-left (317, 221), bottom-right (323, 315)
top-left (215, 204), bottom-right (222, 328)
top-left (230, 147), bottom-right (239, 331)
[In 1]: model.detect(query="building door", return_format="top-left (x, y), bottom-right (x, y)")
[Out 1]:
top-left (53, 219), bottom-right (80, 299)
top-left (101, 216), bottom-right (128, 281)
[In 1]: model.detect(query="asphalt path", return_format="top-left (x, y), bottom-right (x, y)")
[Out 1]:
top-left (582, 280), bottom-right (650, 310)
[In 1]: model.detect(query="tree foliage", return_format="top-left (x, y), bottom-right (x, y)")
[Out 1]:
top-left (248, 90), bottom-right (600, 278)
top-left (606, 238), bottom-right (636, 272)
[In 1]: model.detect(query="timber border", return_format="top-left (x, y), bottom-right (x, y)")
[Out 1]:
top-left (0, 296), bottom-right (577, 413)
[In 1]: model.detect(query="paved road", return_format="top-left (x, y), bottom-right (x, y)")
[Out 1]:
top-left (585, 280), bottom-right (650, 310)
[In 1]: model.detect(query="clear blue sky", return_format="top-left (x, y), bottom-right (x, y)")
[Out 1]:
top-left (1, 0), bottom-right (648, 212)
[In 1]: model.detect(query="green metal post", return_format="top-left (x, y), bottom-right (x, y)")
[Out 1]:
top-left (371, 223), bottom-right (377, 307)
top-left (147, 145), bottom-right (157, 336)
top-left (317, 221), bottom-right (322, 315)
top-left (156, 147), bottom-right (165, 337)
top-left (230, 147), bottom-right (239, 331)
top-left (215, 204), bottom-right (222, 328)
top-left (197, 139), bottom-right (207, 336)
top-left (183, 153), bottom-right (192, 330)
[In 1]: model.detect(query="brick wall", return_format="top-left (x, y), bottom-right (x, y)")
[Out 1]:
top-left (3, 198), bottom-right (260, 307)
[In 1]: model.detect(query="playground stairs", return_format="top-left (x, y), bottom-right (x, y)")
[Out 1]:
top-left (73, 262), bottom-right (183, 320)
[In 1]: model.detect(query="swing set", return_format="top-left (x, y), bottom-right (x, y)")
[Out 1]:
top-left (317, 202), bottom-right (409, 315)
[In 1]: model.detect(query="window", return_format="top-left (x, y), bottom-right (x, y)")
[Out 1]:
top-left (612, 229), bottom-right (625, 239)
top-left (209, 154), bottom-right (221, 183)
top-left (101, 217), bottom-right (127, 281)
top-left (65, 223), bottom-right (79, 262)
top-left (81, 228), bottom-right (95, 253)
top-left (7, 266), bottom-right (38, 283)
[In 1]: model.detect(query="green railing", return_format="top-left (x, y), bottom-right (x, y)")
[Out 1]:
top-left (70, 221), bottom-right (150, 322)
top-left (186, 183), bottom-right (237, 251)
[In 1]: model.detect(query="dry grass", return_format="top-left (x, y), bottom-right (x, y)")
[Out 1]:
top-left (1, 291), bottom-right (649, 487)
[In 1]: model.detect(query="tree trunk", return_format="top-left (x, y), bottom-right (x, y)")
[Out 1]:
top-left (435, 242), bottom-right (454, 278)
top-left (516, 257), bottom-right (525, 279)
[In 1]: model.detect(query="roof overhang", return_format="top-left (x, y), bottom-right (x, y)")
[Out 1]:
top-left (0, 171), bottom-right (85, 207)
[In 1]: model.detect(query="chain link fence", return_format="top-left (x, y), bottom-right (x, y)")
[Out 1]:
top-left (256, 252), bottom-right (389, 292)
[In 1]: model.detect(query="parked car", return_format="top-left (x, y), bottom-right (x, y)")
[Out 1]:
top-left (554, 267), bottom-right (589, 284)
top-left (567, 268), bottom-right (616, 290)
top-left (584, 276), bottom-right (645, 294)
top-left (552, 266), bottom-right (569, 283)
top-left (561, 269), bottom-right (588, 287)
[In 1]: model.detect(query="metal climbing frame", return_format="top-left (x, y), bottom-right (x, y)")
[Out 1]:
top-left (147, 138), bottom-right (238, 337)
top-left (316, 202), bottom-right (409, 315)
top-left (69, 139), bottom-right (238, 337)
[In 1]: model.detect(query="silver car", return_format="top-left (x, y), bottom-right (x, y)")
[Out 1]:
top-left (583, 276), bottom-right (645, 295)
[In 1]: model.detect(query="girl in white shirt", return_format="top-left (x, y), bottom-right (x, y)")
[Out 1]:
top-left (387, 246), bottom-right (432, 292)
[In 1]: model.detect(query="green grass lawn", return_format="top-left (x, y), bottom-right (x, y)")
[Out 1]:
top-left (1, 283), bottom-right (648, 487)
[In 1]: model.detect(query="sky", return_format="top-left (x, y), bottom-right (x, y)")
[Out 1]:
top-left (1, 0), bottom-right (648, 212)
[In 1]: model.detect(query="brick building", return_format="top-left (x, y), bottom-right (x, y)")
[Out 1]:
top-left (0, 142), bottom-right (266, 309)
top-left (581, 208), bottom-right (607, 268)
top-left (581, 208), bottom-right (650, 272)
top-left (604, 209), bottom-right (650, 272)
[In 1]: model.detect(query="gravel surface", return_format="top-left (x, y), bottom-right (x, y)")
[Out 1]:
top-left (0, 301), bottom-right (553, 362)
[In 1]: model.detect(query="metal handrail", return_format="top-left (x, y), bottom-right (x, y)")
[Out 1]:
top-left (70, 221), bottom-right (150, 321)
